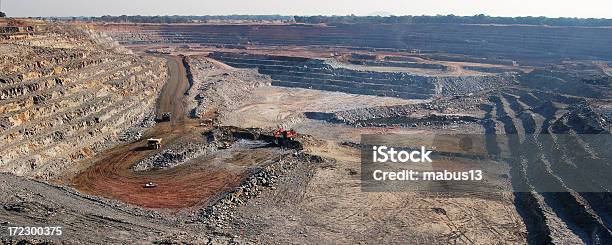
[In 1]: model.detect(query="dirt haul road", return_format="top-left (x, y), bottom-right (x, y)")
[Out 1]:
top-left (63, 56), bottom-right (247, 209)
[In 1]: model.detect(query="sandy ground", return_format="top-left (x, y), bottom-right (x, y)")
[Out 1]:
top-left (213, 70), bottom-right (526, 243)
top-left (225, 139), bottom-right (525, 244)
top-left (221, 85), bottom-right (422, 129)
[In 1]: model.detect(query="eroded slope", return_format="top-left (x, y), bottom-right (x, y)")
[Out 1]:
top-left (0, 20), bottom-right (167, 179)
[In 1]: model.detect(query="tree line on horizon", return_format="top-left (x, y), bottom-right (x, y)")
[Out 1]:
top-left (84, 15), bottom-right (293, 23)
top-left (78, 14), bottom-right (612, 27)
top-left (294, 14), bottom-right (612, 27)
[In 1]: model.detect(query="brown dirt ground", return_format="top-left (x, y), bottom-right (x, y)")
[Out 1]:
top-left (61, 56), bottom-right (271, 209)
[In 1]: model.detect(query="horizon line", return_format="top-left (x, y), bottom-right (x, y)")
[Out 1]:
top-left (13, 14), bottom-right (612, 20)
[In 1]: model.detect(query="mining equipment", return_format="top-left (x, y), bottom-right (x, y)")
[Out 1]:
top-left (147, 138), bottom-right (162, 149)
top-left (161, 112), bottom-right (172, 122)
top-left (143, 182), bottom-right (157, 188)
top-left (273, 128), bottom-right (297, 146)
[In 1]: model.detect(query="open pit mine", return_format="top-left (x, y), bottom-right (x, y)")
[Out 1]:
top-left (1, 17), bottom-right (611, 244)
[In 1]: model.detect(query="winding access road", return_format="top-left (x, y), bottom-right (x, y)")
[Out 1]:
top-left (64, 56), bottom-right (246, 209)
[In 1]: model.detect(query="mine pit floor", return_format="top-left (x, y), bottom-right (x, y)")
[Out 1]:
top-left (60, 56), bottom-right (277, 209)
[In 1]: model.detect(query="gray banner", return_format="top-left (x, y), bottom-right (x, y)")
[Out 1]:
top-left (361, 134), bottom-right (612, 192)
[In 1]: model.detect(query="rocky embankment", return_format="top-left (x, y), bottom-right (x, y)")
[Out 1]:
top-left (518, 62), bottom-right (612, 99)
top-left (131, 142), bottom-right (218, 171)
top-left (208, 52), bottom-right (436, 99)
top-left (0, 20), bottom-right (167, 179)
top-left (103, 23), bottom-right (612, 63)
top-left (208, 52), bottom-right (510, 100)
top-left (185, 57), bottom-right (271, 120)
top-left (305, 95), bottom-right (485, 126)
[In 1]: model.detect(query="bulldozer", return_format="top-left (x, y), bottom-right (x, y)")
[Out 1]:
top-left (273, 128), bottom-right (297, 146)
top-left (147, 138), bottom-right (162, 149)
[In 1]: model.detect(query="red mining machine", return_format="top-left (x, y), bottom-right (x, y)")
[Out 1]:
top-left (273, 128), bottom-right (297, 146)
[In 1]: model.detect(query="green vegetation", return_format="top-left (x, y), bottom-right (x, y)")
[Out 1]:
top-left (75, 14), bottom-right (612, 27)
top-left (0, 12), bottom-right (6, 18)
top-left (294, 14), bottom-right (612, 27)
top-left (85, 15), bottom-right (293, 23)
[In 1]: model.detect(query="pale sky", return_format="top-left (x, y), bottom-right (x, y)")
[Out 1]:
top-left (3, 0), bottom-right (612, 18)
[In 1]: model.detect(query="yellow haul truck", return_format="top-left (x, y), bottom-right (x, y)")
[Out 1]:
top-left (147, 138), bottom-right (162, 149)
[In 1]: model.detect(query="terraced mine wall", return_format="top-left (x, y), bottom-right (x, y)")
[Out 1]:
top-left (518, 62), bottom-right (612, 99)
top-left (420, 53), bottom-right (516, 66)
top-left (0, 22), bottom-right (167, 179)
top-left (208, 52), bottom-right (510, 99)
top-left (346, 59), bottom-right (447, 70)
top-left (106, 23), bottom-right (612, 64)
top-left (209, 52), bottom-right (436, 99)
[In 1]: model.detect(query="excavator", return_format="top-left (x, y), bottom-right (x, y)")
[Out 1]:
top-left (273, 128), bottom-right (297, 146)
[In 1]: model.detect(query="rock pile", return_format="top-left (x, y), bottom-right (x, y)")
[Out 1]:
top-left (187, 58), bottom-right (271, 120)
top-left (197, 151), bottom-right (330, 224)
top-left (132, 142), bottom-right (218, 171)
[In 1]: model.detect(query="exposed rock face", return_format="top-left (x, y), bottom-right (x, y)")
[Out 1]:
top-left (0, 21), bottom-right (167, 179)
top-left (102, 23), bottom-right (612, 63)
top-left (207, 52), bottom-right (511, 100)
top-left (186, 57), bottom-right (271, 120)
top-left (209, 52), bottom-right (436, 99)
top-left (551, 102), bottom-right (611, 134)
top-left (436, 73), bottom-right (515, 96)
top-left (518, 62), bottom-right (612, 99)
